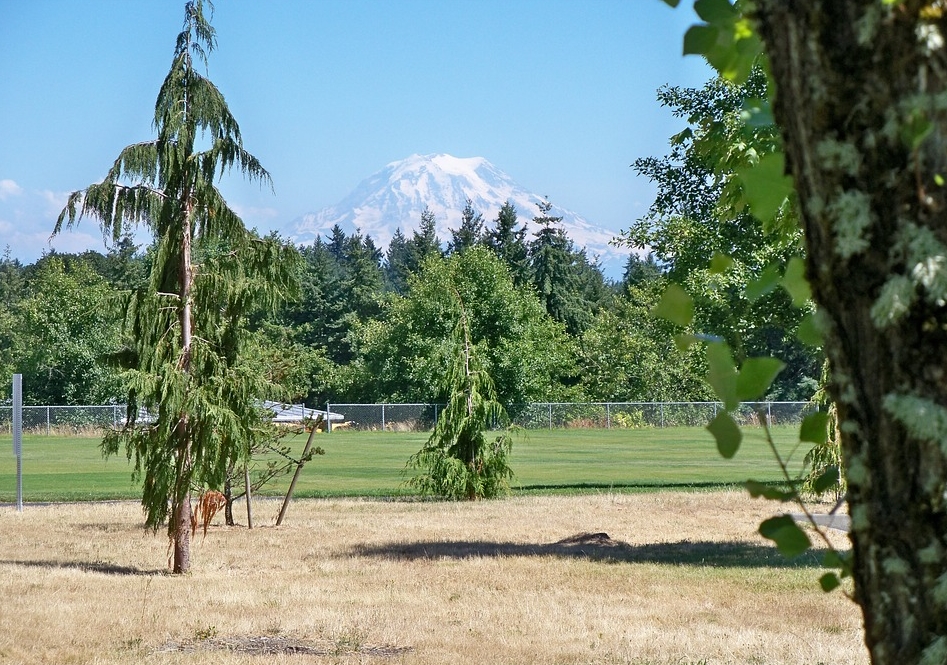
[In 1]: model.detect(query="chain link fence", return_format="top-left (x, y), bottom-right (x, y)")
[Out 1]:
top-left (0, 405), bottom-right (125, 436)
top-left (0, 401), bottom-right (814, 436)
top-left (325, 401), bottom-right (813, 432)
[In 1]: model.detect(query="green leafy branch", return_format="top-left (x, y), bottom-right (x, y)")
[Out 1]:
top-left (653, 257), bottom-right (851, 593)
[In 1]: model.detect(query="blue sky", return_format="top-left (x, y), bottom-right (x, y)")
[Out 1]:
top-left (0, 1), bottom-right (711, 264)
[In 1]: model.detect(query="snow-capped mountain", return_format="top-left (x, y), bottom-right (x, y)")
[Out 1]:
top-left (285, 154), bottom-right (629, 274)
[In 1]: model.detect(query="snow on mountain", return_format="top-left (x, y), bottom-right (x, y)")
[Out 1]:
top-left (285, 154), bottom-right (630, 276)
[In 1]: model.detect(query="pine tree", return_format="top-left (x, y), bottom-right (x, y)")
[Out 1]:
top-left (447, 198), bottom-right (485, 255)
top-left (485, 200), bottom-right (529, 287)
top-left (406, 206), bottom-right (443, 273)
top-left (528, 199), bottom-right (587, 335)
top-left (54, 0), bottom-right (297, 573)
top-left (384, 228), bottom-right (411, 294)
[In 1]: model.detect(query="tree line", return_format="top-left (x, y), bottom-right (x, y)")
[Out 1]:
top-left (0, 199), bottom-right (819, 413)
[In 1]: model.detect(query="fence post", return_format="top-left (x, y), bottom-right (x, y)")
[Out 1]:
top-left (47, 405), bottom-right (51, 436)
top-left (661, 403), bottom-right (665, 428)
top-left (382, 404), bottom-right (386, 432)
top-left (326, 403), bottom-right (332, 433)
top-left (433, 404), bottom-right (438, 428)
top-left (767, 401), bottom-right (772, 426)
top-left (13, 374), bottom-right (22, 512)
top-left (606, 403), bottom-right (611, 429)
top-left (548, 403), bottom-right (553, 430)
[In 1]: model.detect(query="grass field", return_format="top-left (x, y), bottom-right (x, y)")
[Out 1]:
top-left (0, 426), bottom-right (811, 502)
top-left (0, 492), bottom-right (864, 664)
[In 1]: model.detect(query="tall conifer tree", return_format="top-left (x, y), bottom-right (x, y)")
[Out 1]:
top-left (54, 0), bottom-right (296, 573)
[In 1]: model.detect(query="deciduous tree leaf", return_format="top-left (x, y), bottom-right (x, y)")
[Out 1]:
top-left (800, 412), bottom-right (830, 444)
top-left (736, 357), bottom-right (785, 401)
top-left (759, 514), bottom-right (812, 558)
top-left (745, 480), bottom-right (795, 502)
top-left (812, 466), bottom-right (841, 494)
top-left (796, 312), bottom-right (823, 347)
top-left (707, 410), bottom-right (742, 458)
top-left (709, 252), bottom-right (734, 274)
top-left (652, 283), bottom-right (694, 327)
top-left (823, 549), bottom-right (852, 576)
top-left (706, 342), bottom-right (738, 410)
top-left (683, 24), bottom-right (719, 57)
top-left (781, 257), bottom-right (811, 307)
top-left (674, 334), bottom-right (699, 352)
top-left (746, 263), bottom-right (780, 302)
top-left (695, 0), bottom-right (738, 23)
top-left (819, 572), bottom-right (841, 592)
top-left (737, 152), bottom-right (793, 222)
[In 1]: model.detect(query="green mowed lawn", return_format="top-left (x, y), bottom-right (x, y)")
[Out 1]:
top-left (0, 426), bottom-right (809, 502)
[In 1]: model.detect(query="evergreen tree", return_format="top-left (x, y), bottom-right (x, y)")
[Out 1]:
top-left (485, 200), bottom-right (529, 287)
top-left (447, 198), bottom-right (485, 255)
top-left (384, 228), bottom-right (412, 294)
top-left (54, 0), bottom-right (297, 573)
top-left (405, 206), bottom-right (443, 273)
top-left (622, 252), bottom-right (662, 289)
top-left (528, 199), bottom-right (591, 336)
top-left (327, 224), bottom-right (347, 263)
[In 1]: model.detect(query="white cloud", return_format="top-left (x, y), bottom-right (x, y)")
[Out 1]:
top-left (41, 189), bottom-right (71, 217)
top-left (232, 204), bottom-right (280, 221)
top-left (0, 179), bottom-right (23, 201)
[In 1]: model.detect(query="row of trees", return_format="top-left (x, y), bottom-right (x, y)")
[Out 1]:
top-left (0, 184), bottom-right (820, 413)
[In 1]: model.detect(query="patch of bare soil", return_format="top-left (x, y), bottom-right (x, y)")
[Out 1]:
top-left (157, 634), bottom-right (413, 658)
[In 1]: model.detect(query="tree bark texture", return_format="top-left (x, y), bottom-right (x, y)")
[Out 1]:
top-left (172, 492), bottom-right (191, 574)
top-left (755, 2), bottom-right (947, 662)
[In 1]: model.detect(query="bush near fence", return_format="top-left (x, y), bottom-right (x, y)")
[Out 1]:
top-left (0, 402), bottom-right (814, 436)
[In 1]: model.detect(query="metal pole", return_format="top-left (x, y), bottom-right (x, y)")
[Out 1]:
top-left (326, 403), bottom-right (332, 433)
top-left (13, 374), bottom-right (23, 512)
top-left (46, 405), bottom-right (50, 437)
top-left (661, 403), bottom-right (665, 428)
top-left (382, 404), bottom-right (386, 431)
top-left (606, 403), bottom-right (611, 429)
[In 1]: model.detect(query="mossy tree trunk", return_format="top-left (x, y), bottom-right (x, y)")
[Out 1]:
top-left (755, 3), bottom-right (947, 661)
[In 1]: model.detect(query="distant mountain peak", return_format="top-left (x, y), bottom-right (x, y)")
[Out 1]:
top-left (285, 153), bottom-right (629, 273)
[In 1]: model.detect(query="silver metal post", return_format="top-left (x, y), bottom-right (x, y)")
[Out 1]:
top-left (13, 374), bottom-right (23, 512)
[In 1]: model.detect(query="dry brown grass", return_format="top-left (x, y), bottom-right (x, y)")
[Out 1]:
top-left (0, 492), bottom-right (866, 664)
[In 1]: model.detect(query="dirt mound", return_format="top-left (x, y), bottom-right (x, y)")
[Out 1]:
top-left (555, 532), bottom-right (615, 545)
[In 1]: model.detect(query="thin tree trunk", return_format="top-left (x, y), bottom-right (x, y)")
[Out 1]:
top-left (224, 474), bottom-right (234, 526)
top-left (171, 198), bottom-right (196, 573)
top-left (276, 416), bottom-right (322, 526)
top-left (172, 492), bottom-right (192, 574)
top-left (244, 465), bottom-right (253, 529)
top-left (755, 3), bottom-right (947, 661)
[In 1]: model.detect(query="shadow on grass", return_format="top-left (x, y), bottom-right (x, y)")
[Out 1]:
top-left (346, 535), bottom-right (825, 568)
top-left (0, 559), bottom-right (165, 576)
top-left (512, 481), bottom-right (744, 494)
